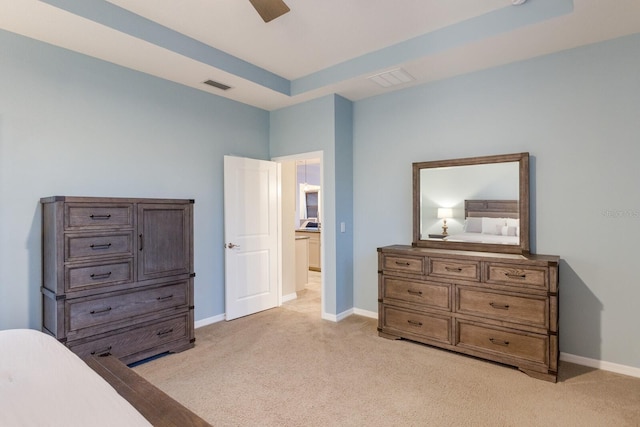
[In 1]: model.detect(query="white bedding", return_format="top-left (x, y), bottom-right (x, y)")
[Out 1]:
top-left (444, 232), bottom-right (519, 245)
top-left (0, 329), bottom-right (151, 427)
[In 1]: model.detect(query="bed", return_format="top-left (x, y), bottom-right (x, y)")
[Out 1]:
top-left (0, 329), bottom-right (211, 427)
top-left (443, 199), bottom-right (520, 245)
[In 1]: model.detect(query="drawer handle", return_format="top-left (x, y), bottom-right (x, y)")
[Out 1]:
top-left (407, 290), bottom-right (423, 296)
top-left (89, 306), bottom-right (112, 315)
top-left (90, 271), bottom-right (112, 280)
top-left (157, 328), bottom-right (174, 337)
top-left (445, 266), bottom-right (463, 272)
top-left (395, 261), bottom-right (410, 266)
top-left (489, 302), bottom-right (510, 310)
top-left (90, 346), bottom-right (112, 356)
top-left (505, 273), bottom-right (527, 279)
top-left (89, 214), bottom-right (111, 220)
top-left (489, 338), bottom-right (510, 347)
top-left (407, 320), bottom-right (423, 327)
top-left (157, 294), bottom-right (174, 301)
top-left (90, 243), bottom-right (112, 250)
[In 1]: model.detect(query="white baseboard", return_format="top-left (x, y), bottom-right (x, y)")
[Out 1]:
top-left (282, 292), bottom-right (297, 303)
top-left (195, 314), bottom-right (225, 329)
top-left (560, 352), bottom-right (640, 378)
top-left (353, 308), bottom-right (378, 319)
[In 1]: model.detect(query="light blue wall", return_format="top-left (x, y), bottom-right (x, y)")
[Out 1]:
top-left (334, 96), bottom-right (354, 313)
top-left (270, 94), bottom-right (354, 317)
top-left (352, 34), bottom-right (640, 368)
top-left (0, 30), bottom-right (270, 329)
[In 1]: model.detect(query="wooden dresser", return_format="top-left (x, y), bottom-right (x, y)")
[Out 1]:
top-left (378, 245), bottom-right (559, 382)
top-left (41, 196), bottom-right (195, 364)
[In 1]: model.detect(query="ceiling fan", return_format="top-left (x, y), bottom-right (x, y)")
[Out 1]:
top-left (249, 0), bottom-right (290, 23)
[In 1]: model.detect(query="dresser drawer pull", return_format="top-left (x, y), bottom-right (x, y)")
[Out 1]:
top-left (407, 290), bottom-right (423, 296)
top-left (407, 320), bottom-right (423, 327)
top-left (89, 214), bottom-right (111, 220)
top-left (89, 306), bottom-right (112, 315)
top-left (505, 273), bottom-right (527, 279)
top-left (489, 302), bottom-right (510, 310)
top-left (489, 338), bottom-right (510, 347)
top-left (90, 272), bottom-right (112, 280)
top-left (445, 266), bottom-right (463, 272)
top-left (395, 261), bottom-right (410, 266)
top-left (90, 243), bottom-right (112, 250)
top-left (90, 346), bottom-right (112, 356)
top-left (157, 328), bottom-right (174, 336)
top-left (157, 294), bottom-right (174, 301)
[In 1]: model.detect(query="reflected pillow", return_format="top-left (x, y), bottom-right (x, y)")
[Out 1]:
top-left (506, 218), bottom-right (520, 228)
top-left (501, 226), bottom-right (518, 236)
top-left (463, 217), bottom-right (482, 233)
top-left (482, 217), bottom-right (507, 235)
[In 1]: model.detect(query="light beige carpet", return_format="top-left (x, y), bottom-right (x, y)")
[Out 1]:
top-left (134, 273), bottom-right (640, 426)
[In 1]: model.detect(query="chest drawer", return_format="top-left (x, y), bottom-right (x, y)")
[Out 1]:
top-left (67, 281), bottom-right (189, 332)
top-left (485, 263), bottom-right (548, 290)
top-left (430, 258), bottom-right (479, 281)
top-left (382, 254), bottom-right (425, 274)
top-left (65, 232), bottom-right (134, 261)
top-left (66, 259), bottom-right (134, 291)
top-left (457, 321), bottom-right (548, 365)
top-left (382, 277), bottom-right (450, 310)
top-left (457, 287), bottom-right (547, 328)
top-left (69, 313), bottom-right (189, 360)
top-left (65, 203), bottom-right (133, 230)
top-left (382, 306), bottom-right (451, 344)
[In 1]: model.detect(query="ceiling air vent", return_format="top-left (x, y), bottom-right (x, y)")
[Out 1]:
top-left (367, 68), bottom-right (414, 88)
top-left (203, 79), bottom-right (232, 91)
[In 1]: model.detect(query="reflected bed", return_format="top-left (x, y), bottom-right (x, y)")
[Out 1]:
top-left (443, 199), bottom-right (520, 245)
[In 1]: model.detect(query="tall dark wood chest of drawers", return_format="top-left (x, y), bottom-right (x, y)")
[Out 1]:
top-left (41, 196), bottom-right (195, 364)
top-left (378, 245), bottom-right (559, 382)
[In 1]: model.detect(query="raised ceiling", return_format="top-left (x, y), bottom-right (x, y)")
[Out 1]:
top-left (1, 0), bottom-right (639, 110)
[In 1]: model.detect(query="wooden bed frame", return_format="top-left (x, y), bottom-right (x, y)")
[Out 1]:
top-left (464, 199), bottom-right (519, 219)
top-left (85, 355), bottom-right (212, 427)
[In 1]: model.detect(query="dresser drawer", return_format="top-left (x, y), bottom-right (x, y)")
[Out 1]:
top-left (382, 254), bottom-right (425, 274)
top-left (457, 287), bottom-right (547, 328)
top-left (485, 263), bottom-right (548, 290)
top-left (69, 314), bottom-right (189, 359)
top-left (383, 277), bottom-right (450, 310)
top-left (457, 321), bottom-right (548, 365)
top-left (65, 203), bottom-right (133, 230)
top-left (66, 259), bottom-right (134, 291)
top-left (382, 306), bottom-right (451, 344)
top-left (67, 282), bottom-right (189, 332)
top-left (430, 258), bottom-right (479, 281)
top-left (65, 232), bottom-right (134, 261)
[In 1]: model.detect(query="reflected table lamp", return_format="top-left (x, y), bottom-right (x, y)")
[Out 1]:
top-left (437, 208), bottom-right (453, 236)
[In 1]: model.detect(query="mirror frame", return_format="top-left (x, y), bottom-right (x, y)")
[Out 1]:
top-left (413, 152), bottom-right (530, 255)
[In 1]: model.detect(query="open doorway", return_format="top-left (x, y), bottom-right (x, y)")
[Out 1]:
top-left (273, 152), bottom-right (324, 318)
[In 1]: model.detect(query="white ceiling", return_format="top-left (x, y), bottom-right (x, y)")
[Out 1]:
top-left (1, 0), bottom-right (639, 110)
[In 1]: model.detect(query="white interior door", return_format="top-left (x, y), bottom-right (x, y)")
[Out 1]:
top-left (224, 155), bottom-right (280, 320)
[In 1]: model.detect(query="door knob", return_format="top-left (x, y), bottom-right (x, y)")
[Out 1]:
top-left (226, 243), bottom-right (240, 249)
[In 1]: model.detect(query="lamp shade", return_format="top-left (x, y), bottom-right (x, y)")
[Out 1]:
top-left (437, 208), bottom-right (453, 219)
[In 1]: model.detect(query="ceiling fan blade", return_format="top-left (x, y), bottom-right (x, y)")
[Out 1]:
top-left (249, 0), bottom-right (290, 23)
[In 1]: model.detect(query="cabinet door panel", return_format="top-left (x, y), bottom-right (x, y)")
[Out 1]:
top-left (138, 204), bottom-right (192, 281)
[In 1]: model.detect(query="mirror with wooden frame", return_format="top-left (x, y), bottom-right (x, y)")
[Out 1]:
top-left (413, 152), bottom-right (529, 254)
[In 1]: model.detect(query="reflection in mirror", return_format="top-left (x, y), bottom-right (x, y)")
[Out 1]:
top-left (413, 152), bottom-right (529, 254)
top-left (420, 162), bottom-right (519, 240)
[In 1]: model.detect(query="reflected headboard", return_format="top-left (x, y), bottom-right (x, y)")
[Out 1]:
top-left (465, 200), bottom-right (519, 219)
